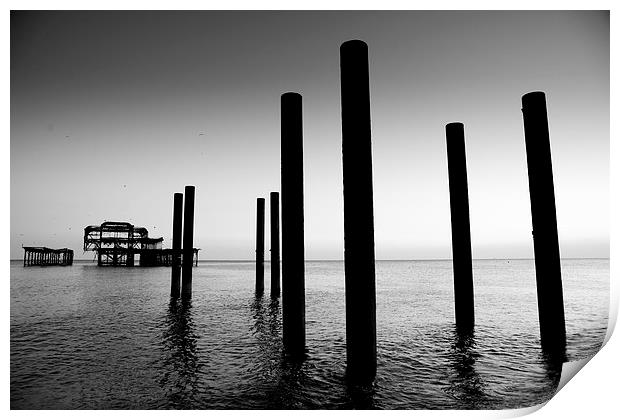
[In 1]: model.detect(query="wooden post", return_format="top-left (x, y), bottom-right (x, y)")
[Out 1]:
top-left (171, 192), bottom-right (183, 298)
top-left (281, 92), bottom-right (306, 356)
top-left (181, 186), bottom-right (196, 299)
top-left (256, 197), bottom-right (265, 294)
top-left (270, 191), bottom-right (281, 297)
top-left (446, 122), bottom-right (475, 333)
top-left (340, 39), bottom-right (377, 383)
top-left (521, 91), bottom-right (566, 356)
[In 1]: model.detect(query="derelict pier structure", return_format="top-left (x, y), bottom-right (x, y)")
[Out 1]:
top-left (84, 221), bottom-right (198, 267)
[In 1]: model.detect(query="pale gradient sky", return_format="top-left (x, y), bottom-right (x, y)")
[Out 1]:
top-left (10, 11), bottom-right (609, 260)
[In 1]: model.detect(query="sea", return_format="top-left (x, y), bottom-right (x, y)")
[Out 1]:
top-left (10, 259), bottom-right (609, 409)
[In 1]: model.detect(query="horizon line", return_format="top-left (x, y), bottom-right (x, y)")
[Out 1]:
top-left (9, 257), bottom-right (610, 263)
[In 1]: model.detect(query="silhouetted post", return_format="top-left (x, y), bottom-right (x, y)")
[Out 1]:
top-left (256, 197), bottom-right (265, 294)
top-left (281, 92), bottom-right (306, 356)
top-left (181, 186), bottom-right (195, 299)
top-left (171, 192), bottom-right (183, 298)
top-left (270, 191), bottom-right (281, 297)
top-left (446, 122), bottom-right (475, 333)
top-left (340, 39), bottom-right (377, 383)
top-left (521, 91), bottom-right (566, 355)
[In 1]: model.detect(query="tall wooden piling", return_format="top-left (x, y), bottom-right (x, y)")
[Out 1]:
top-left (270, 191), bottom-right (281, 297)
top-left (340, 39), bottom-right (377, 383)
top-left (171, 192), bottom-right (183, 298)
top-left (281, 92), bottom-right (306, 356)
top-left (446, 122), bottom-right (475, 332)
top-left (521, 91), bottom-right (566, 355)
top-left (256, 197), bottom-right (265, 294)
top-left (181, 186), bottom-right (195, 299)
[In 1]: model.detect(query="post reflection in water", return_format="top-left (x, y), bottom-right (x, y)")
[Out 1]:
top-left (250, 292), bottom-right (378, 409)
top-left (540, 348), bottom-right (563, 387)
top-left (249, 294), bottom-right (314, 408)
top-left (445, 328), bottom-right (489, 409)
top-left (160, 297), bottom-right (201, 409)
top-left (250, 294), bottom-right (283, 362)
top-left (343, 380), bottom-right (376, 409)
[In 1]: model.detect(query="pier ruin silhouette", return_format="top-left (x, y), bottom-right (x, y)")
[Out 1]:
top-left (181, 186), bottom-right (196, 299)
top-left (340, 39), bottom-right (377, 383)
top-left (280, 92), bottom-right (306, 358)
top-left (84, 221), bottom-right (198, 267)
top-left (270, 191), bottom-right (281, 297)
top-left (521, 91), bottom-right (567, 357)
top-left (22, 246), bottom-right (73, 267)
top-left (446, 122), bottom-right (475, 333)
top-left (256, 197), bottom-right (266, 295)
top-left (171, 192), bottom-right (184, 298)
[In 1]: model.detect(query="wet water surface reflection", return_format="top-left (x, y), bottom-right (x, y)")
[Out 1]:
top-left (10, 260), bottom-right (605, 409)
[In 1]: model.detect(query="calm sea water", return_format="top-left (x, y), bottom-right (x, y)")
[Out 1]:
top-left (10, 259), bottom-right (608, 409)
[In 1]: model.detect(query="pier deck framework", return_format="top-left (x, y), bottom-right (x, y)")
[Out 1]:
top-left (23, 247), bottom-right (74, 266)
top-left (84, 221), bottom-right (198, 267)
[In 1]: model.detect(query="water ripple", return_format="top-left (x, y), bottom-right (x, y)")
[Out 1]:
top-left (10, 259), bottom-right (608, 409)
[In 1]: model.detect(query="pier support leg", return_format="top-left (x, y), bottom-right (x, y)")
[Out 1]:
top-left (281, 92), bottom-right (306, 357)
top-left (446, 122), bottom-right (475, 333)
top-left (171, 192), bottom-right (183, 298)
top-left (181, 186), bottom-right (196, 299)
top-left (256, 197), bottom-right (265, 294)
top-left (340, 40), bottom-right (377, 383)
top-left (521, 91), bottom-right (566, 356)
top-left (270, 191), bottom-right (281, 297)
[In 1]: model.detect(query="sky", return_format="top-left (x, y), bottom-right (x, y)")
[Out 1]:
top-left (10, 10), bottom-right (609, 260)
